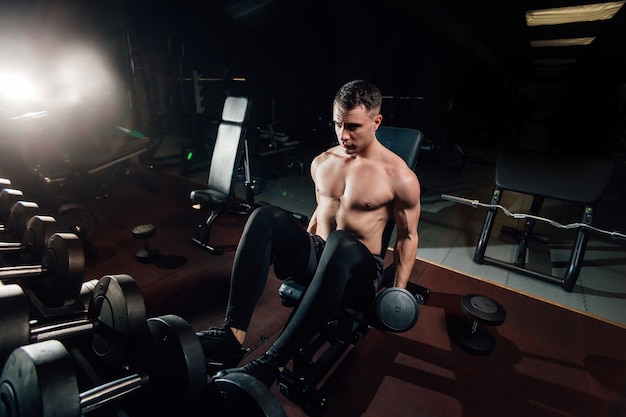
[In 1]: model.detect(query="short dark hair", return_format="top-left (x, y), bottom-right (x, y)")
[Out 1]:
top-left (334, 80), bottom-right (382, 112)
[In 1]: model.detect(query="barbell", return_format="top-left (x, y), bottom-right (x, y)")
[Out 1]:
top-left (0, 274), bottom-right (146, 367)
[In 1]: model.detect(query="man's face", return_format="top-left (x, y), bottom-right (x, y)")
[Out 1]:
top-left (332, 103), bottom-right (382, 154)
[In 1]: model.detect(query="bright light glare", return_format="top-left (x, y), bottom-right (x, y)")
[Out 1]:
top-left (526, 1), bottom-right (625, 26)
top-left (0, 72), bottom-right (38, 101)
top-left (0, 39), bottom-right (125, 125)
top-left (52, 44), bottom-right (118, 107)
top-left (0, 3), bottom-right (133, 170)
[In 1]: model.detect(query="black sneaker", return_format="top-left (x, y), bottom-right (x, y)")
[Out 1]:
top-left (196, 327), bottom-right (246, 369)
top-left (215, 352), bottom-right (281, 388)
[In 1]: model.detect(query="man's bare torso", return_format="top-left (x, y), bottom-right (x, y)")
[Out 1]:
top-left (310, 142), bottom-right (404, 255)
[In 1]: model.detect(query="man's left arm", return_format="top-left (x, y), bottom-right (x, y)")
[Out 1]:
top-left (391, 173), bottom-right (421, 289)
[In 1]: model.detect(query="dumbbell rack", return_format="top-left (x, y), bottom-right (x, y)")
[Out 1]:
top-left (0, 273), bottom-right (152, 416)
top-left (0, 308), bottom-right (289, 417)
top-left (0, 178), bottom-right (125, 382)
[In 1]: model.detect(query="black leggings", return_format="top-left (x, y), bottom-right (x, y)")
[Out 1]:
top-left (224, 205), bottom-right (380, 360)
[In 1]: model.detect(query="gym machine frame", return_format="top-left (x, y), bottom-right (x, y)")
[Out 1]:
top-left (459, 149), bottom-right (616, 292)
top-left (276, 261), bottom-right (430, 417)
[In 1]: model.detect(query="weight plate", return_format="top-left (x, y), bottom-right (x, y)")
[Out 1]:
top-left (461, 294), bottom-right (506, 326)
top-left (4, 201), bottom-right (39, 242)
top-left (0, 284), bottom-right (31, 363)
top-left (0, 339), bottom-right (80, 417)
top-left (447, 315), bottom-right (496, 356)
top-left (89, 274), bottom-right (147, 368)
top-left (20, 216), bottom-right (59, 265)
top-left (38, 233), bottom-right (85, 308)
top-left (213, 372), bottom-right (288, 417)
top-left (131, 224), bottom-right (155, 239)
top-left (375, 287), bottom-right (419, 332)
top-left (145, 314), bottom-right (207, 399)
top-left (0, 189), bottom-right (23, 222)
top-left (56, 204), bottom-right (97, 240)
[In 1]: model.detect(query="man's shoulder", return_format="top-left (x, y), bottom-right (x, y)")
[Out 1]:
top-left (313, 146), bottom-right (342, 162)
top-left (379, 145), bottom-right (414, 173)
top-left (378, 146), bottom-right (420, 194)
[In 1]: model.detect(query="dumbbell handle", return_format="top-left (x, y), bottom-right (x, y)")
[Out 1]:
top-left (27, 278), bottom-right (100, 344)
top-left (0, 341), bottom-right (152, 417)
top-left (80, 373), bottom-right (149, 414)
top-left (30, 315), bottom-right (96, 344)
top-left (76, 313), bottom-right (205, 414)
top-left (0, 277), bottom-right (139, 363)
top-left (0, 265), bottom-right (46, 279)
top-left (0, 242), bottom-right (24, 251)
top-left (1, 315), bottom-right (207, 417)
top-left (1, 373), bottom-right (153, 417)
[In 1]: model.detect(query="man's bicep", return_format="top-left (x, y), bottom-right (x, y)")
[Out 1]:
top-left (394, 175), bottom-right (421, 237)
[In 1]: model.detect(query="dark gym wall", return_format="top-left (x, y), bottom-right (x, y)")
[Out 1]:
top-left (121, 0), bottom-right (340, 144)
top-left (115, 0), bottom-right (518, 149)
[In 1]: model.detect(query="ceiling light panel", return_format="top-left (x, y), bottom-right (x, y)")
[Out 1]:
top-left (531, 37), bottom-right (596, 47)
top-left (526, 1), bottom-right (625, 26)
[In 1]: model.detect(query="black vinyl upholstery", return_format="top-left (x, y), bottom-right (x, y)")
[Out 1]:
top-left (190, 96), bottom-right (251, 254)
top-left (376, 126), bottom-right (423, 172)
top-left (495, 149), bottom-right (614, 204)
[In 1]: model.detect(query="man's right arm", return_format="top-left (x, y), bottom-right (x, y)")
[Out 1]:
top-left (307, 208), bottom-right (318, 234)
top-left (306, 154), bottom-right (322, 234)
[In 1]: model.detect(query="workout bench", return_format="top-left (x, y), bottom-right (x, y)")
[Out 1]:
top-left (473, 149), bottom-right (615, 292)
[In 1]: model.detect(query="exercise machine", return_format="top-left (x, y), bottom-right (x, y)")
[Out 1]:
top-left (442, 184), bottom-right (625, 291)
top-left (276, 265), bottom-right (429, 416)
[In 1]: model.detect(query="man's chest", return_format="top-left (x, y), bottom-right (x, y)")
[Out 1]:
top-left (316, 164), bottom-right (393, 209)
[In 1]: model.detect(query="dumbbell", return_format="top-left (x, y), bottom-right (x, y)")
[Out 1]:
top-left (131, 223), bottom-right (159, 263)
top-left (0, 215), bottom-right (59, 265)
top-left (0, 314), bottom-right (205, 417)
top-left (368, 264), bottom-right (432, 332)
top-left (0, 314), bottom-right (288, 417)
top-left (0, 189), bottom-right (37, 236)
top-left (372, 286), bottom-right (420, 332)
top-left (279, 280), bottom-right (422, 333)
top-left (56, 203), bottom-right (97, 242)
top-left (0, 199), bottom-right (40, 241)
top-left (0, 188), bottom-right (22, 221)
top-left (0, 232), bottom-right (84, 308)
top-left (0, 274), bottom-right (146, 367)
top-left (447, 293), bottom-right (507, 356)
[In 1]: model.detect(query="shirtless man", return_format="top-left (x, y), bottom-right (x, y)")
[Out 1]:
top-left (197, 79), bottom-right (421, 387)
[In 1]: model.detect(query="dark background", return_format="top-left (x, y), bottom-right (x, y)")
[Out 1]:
top-left (2, 0), bottom-right (626, 158)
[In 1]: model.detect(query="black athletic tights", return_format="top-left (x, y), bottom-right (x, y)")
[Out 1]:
top-left (224, 205), bottom-right (379, 361)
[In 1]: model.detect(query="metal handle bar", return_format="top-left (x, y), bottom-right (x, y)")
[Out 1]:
top-left (440, 194), bottom-right (626, 240)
